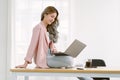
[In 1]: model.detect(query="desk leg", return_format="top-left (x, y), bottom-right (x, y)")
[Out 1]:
top-left (25, 76), bottom-right (29, 80)
top-left (12, 74), bottom-right (17, 80)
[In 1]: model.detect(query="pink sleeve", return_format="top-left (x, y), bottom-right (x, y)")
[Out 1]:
top-left (24, 26), bottom-right (40, 63)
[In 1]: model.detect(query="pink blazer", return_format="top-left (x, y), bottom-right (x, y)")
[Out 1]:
top-left (24, 22), bottom-right (56, 68)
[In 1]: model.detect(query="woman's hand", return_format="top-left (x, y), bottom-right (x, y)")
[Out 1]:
top-left (51, 49), bottom-right (58, 53)
top-left (15, 61), bottom-right (28, 68)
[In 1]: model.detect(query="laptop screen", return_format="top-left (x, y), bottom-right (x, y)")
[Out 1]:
top-left (64, 39), bottom-right (87, 57)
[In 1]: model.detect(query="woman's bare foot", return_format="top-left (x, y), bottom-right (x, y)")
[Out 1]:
top-left (15, 61), bottom-right (28, 68)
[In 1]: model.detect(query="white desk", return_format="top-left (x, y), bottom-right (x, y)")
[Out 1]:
top-left (10, 68), bottom-right (120, 80)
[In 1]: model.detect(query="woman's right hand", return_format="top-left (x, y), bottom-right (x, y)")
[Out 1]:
top-left (15, 64), bottom-right (27, 68)
top-left (15, 61), bottom-right (28, 68)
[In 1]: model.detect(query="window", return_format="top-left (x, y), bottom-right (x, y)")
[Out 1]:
top-left (11, 0), bottom-right (71, 68)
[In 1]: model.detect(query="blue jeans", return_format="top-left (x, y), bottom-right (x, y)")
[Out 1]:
top-left (47, 49), bottom-right (74, 68)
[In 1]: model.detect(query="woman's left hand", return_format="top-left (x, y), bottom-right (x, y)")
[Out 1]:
top-left (51, 49), bottom-right (58, 53)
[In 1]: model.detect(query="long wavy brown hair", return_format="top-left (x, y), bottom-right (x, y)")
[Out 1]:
top-left (41, 6), bottom-right (59, 43)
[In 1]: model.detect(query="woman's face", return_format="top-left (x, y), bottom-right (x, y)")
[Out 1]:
top-left (44, 12), bottom-right (57, 25)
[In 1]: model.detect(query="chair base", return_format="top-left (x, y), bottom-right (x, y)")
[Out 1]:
top-left (93, 77), bottom-right (110, 80)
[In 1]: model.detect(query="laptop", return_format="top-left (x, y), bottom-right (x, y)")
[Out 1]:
top-left (54, 39), bottom-right (87, 58)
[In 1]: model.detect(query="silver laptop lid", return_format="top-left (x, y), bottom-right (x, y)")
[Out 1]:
top-left (64, 39), bottom-right (87, 57)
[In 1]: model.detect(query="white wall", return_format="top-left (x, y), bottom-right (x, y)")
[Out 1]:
top-left (0, 0), bottom-right (8, 80)
top-left (71, 0), bottom-right (120, 68)
top-left (0, 0), bottom-right (120, 80)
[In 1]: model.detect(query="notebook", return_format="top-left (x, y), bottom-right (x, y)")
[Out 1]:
top-left (54, 39), bottom-right (87, 57)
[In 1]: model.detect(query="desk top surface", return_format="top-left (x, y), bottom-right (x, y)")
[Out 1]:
top-left (10, 67), bottom-right (120, 74)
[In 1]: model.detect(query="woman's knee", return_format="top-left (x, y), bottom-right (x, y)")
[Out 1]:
top-left (47, 56), bottom-right (74, 67)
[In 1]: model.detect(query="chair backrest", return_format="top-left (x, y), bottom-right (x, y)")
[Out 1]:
top-left (91, 59), bottom-right (106, 68)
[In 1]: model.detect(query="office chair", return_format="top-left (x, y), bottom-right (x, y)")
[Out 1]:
top-left (91, 59), bottom-right (110, 80)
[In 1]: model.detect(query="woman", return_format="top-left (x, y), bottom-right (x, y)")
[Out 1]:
top-left (15, 6), bottom-right (73, 69)
top-left (15, 6), bottom-right (93, 80)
